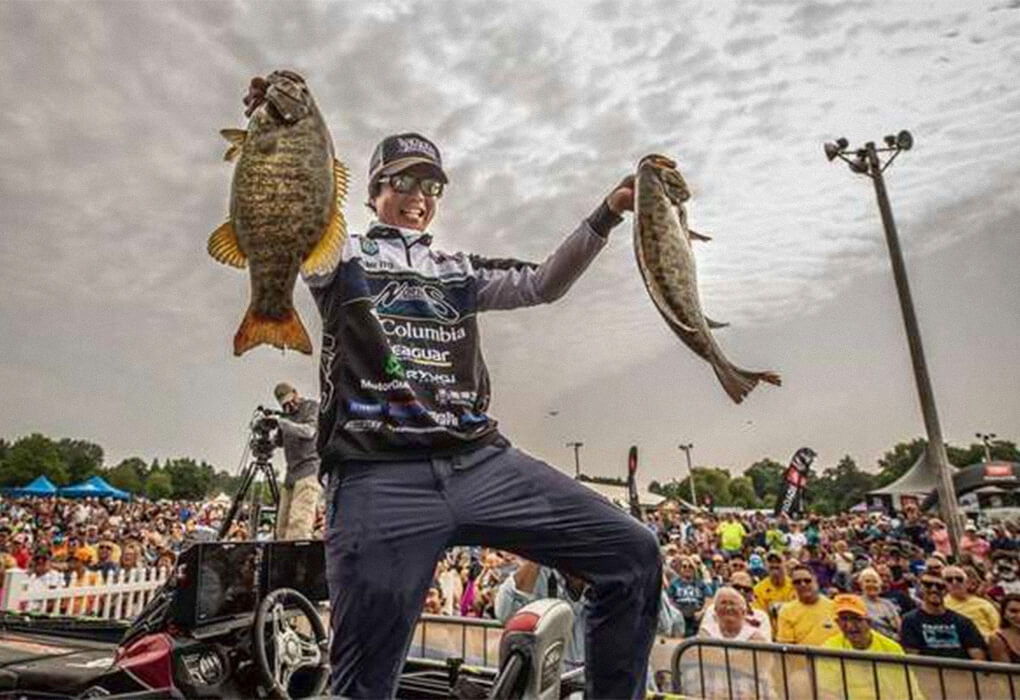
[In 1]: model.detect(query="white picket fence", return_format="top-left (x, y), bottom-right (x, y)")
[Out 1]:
top-left (1, 566), bottom-right (169, 620)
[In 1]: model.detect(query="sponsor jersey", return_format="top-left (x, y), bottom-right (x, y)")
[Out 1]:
top-left (304, 216), bottom-right (611, 466)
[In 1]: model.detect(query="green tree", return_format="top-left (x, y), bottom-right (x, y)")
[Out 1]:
top-left (0, 438), bottom-right (10, 463)
top-left (104, 457), bottom-right (147, 494)
top-left (744, 458), bottom-right (786, 502)
top-left (145, 470), bottom-right (173, 500)
top-left (805, 455), bottom-right (876, 515)
top-left (0, 433), bottom-right (69, 486)
top-left (57, 438), bottom-right (104, 483)
top-left (677, 467), bottom-right (735, 507)
top-left (163, 458), bottom-right (214, 500)
top-left (728, 476), bottom-right (759, 509)
top-left (947, 440), bottom-right (1020, 467)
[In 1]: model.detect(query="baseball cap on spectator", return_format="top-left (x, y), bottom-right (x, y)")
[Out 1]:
top-left (766, 551), bottom-right (784, 563)
top-left (368, 133), bottom-right (448, 186)
top-left (965, 523), bottom-right (977, 532)
top-left (833, 594), bottom-right (868, 618)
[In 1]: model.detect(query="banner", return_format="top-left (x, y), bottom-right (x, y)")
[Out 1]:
top-left (774, 447), bottom-right (817, 517)
top-left (627, 445), bottom-right (641, 519)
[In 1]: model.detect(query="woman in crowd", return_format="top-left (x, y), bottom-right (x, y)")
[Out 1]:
top-left (988, 593), bottom-right (1020, 664)
top-left (856, 567), bottom-right (901, 638)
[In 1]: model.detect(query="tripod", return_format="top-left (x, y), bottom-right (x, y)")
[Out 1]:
top-left (218, 416), bottom-right (281, 540)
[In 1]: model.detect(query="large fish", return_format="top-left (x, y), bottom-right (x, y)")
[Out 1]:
top-left (633, 154), bottom-right (780, 403)
top-left (207, 70), bottom-right (348, 356)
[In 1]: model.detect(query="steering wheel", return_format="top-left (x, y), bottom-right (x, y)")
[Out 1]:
top-left (253, 587), bottom-right (329, 699)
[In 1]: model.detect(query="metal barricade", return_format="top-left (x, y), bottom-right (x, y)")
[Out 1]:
top-left (410, 613), bottom-right (503, 667)
top-left (671, 637), bottom-right (1020, 700)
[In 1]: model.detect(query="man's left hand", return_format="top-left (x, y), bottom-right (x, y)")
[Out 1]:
top-left (607, 174), bottom-right (635, 215)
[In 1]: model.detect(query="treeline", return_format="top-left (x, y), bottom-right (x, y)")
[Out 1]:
top-left (649, 437), bottom-right (1019, 515)
top-left (0, 433), bottom-right (243, 501)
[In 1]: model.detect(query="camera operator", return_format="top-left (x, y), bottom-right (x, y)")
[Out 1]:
top-left (269, 382), bottom-right (322, 540)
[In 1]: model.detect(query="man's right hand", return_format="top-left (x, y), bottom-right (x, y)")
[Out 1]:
top-left (243, 76), bottom-right (269, 117)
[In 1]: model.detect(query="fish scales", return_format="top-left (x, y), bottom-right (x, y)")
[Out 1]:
top-left (633, 154), bottom-right (780, 403)
top-left (207, 70), bottom-right (349, 356)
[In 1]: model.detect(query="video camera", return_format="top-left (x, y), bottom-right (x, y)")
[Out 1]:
top-left (250, 405), bottom-right (284, 461)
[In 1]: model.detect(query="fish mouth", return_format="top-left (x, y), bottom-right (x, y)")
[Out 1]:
top-left (243, 71), bottom-right (311, 122)
top-left (638, 153), bottom-right (677, 171)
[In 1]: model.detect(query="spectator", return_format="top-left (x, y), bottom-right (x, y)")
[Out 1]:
top-left (960, 524), bottom-right (991, 563)
top-left (668, 555), bottom-right (709, 636)
top-left (11, 534), bottom-right (31, 569)
top-left (753, 551), bottom-right (795, 628)
top-left (987, 553), bottom-right (1020, 606)
top-left (716, 512), bottom-right (746, 558)
top-left (988, 593), bottom-right (1020, 664)
top-left (423, 585), bottom-right (443, 615)
top-left (699, 586), bottom-right (769, 642)
top-left (929, 518), bottom-right (952, 557)
top-left (942, 565), bottom-right (1000, 638)
top-left (856, 567), bottom-right (901, 639)
top-left (92, 539), bottom-right (119, 578)
top-left (701, 571), bottom-right (772, 640)
top-left (900, 572), bottom-right (986, 659)
top-left (776, 564), bottom-right (838, 646)
top-left (817, 594), bottom-right (922, 700)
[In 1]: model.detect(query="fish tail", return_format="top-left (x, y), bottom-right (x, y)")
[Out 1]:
top-left (233, 306), bottom-right (312, 356)
top-left (713, 362), bottom-right (782, 404)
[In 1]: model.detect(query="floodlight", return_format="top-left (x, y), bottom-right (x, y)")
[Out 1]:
top-left (824, 142), bottom-right (841, 161)
top-left (897, 130), bottom-right (913, 150)
top-left (836, 137), bottom-right (849, 149)
top-left (848, 152), bottom-right (869, 174)
top-left (884, 134), bottom-right (897, 147)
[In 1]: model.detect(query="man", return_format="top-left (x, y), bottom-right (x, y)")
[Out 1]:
top-left (900, 572), bottom-right (986, 659)
top-left (817, 594), bottom-right (921, 700)
top-left (753, 551), bottom-right (795, 630)
top-left (716, 512), bottom-right (746, 558)
top-left (942, 564), bottom-right (1000, 637)
top-left (92, 539), bottom-right (119, 578)
top-left (293, 128), bottom-right (660, 698)
top-left (776, 564), bottom-right (838, 646)
top-left (271, 382), bottom-right (322, 540)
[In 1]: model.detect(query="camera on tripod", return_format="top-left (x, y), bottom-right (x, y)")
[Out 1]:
top-left (250, 405), bottom-right (283, 461)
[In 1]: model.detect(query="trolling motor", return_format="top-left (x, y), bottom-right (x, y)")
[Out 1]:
top-left (490, 599), bottom-right (574, 700)
top-left (218, 406), bottom-right (283, 539)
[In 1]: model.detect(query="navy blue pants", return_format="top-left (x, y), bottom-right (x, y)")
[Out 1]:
top-left (324, 445), bottom-right (662, 699)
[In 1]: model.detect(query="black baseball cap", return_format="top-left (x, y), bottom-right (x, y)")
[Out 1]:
top-left (368, 132), bottom-right (448, 185)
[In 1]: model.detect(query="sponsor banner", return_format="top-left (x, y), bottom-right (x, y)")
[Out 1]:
top-left (774, 447), bottom-right (817, 518)
top-left (627, 446), bottom-right (641, 519)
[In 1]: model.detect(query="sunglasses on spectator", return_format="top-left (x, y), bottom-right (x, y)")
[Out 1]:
top-left (944, 576), bottom-right (966, 583)
top-left (921, 580), bottom-right (946, 591)
top-left (381, 173), bottom-right (444, 197)
top-left (733, 584), bottom-right (753, 593)
top-left (792, 577), bottom-right (814, 586)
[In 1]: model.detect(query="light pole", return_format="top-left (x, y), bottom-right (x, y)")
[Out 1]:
top-left (825, 130), bottom-right (963, 556)
top-left (976, 432), bottom-right (997, 462)
top-left (566, 441), bottom-right (584, 478)
top-left (679, 443), bottom-right (697, 507)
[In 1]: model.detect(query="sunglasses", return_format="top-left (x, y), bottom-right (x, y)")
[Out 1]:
top-left (944, 576), bottom-right (966, 583)
top-left (382, 173), bottom-right (444, 197)
top-left (837, 614), bottom-right (866, 624)
top-left (792, 578), bottom-right (814, 586)
top-left (733, 584), bottom-right (753, 593)
top-left (921, 580), bottom-right (946, 591)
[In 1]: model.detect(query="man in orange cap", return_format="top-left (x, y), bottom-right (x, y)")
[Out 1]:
top-left (817, 594), bottom-right (921, 700)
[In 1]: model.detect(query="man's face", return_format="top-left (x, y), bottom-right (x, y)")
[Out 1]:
top-left (919, 575), bottom-right (947, 607)
top-left (836, 613), bottom-right (871, 649)
top-left (33, 556), bottom-right (49, 575)
top-left (792, 570), bottom-right (819, 603)
top-left (97, 543), bottom-right (113, 562)
top-left (767, 559), bottom-right (785, 581)
top-left (279, 390), bottom-right (299, 414)
top-left (372, 164), bottom-right (440, 231)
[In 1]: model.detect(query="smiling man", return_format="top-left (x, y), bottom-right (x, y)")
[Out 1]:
top-left (298, 130), bottom-right (660, 699)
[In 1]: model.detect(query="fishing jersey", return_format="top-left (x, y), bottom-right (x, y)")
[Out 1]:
top-left (304, 203), bottom-right (622, 468)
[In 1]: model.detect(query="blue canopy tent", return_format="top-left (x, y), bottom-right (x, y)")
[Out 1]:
top-left (58, 475), bottom-right (131, 500)
top-left (3, 475), bottom-right (59, 497)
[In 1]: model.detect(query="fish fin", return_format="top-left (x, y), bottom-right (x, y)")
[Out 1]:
top-left (333, 158), bottom-right (350, 202)
top-left (300, 162), bottom-right (350, 277)
top-left (713, 363), bottom-right (782, 404)
top-left (233, 306), bottom-right (312, 356)
top-left (705, 316), bottom-right (729, 329)
top-left (207, 221), bottom-right (247, 269)
top-left (689, 229), bottom-right (712, 242)
top-left (220, 128), bottom-right (247, 161)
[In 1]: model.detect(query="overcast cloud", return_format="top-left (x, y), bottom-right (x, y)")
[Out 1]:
top-left (1, 0), bottom-right (1018, 488)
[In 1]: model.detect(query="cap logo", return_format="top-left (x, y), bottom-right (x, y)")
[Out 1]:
top-left (396, 136), bottom-right (439, 161)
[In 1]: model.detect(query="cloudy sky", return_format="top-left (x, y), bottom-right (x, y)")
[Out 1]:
top-left (1, 0), bottom-right (1018, 490)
